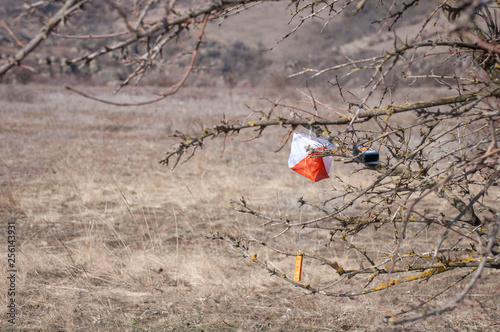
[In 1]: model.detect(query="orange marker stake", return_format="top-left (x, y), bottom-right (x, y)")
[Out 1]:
top-left (294, 253), bottom-right (303, 282)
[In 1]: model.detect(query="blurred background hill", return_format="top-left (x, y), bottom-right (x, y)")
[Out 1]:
top-left (0, 1), bottom-right (438, 89)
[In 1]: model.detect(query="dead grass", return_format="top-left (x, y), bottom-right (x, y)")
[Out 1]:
top-left (0, 84), bottom-right (498, 331)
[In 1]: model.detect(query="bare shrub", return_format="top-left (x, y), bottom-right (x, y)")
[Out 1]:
top-left (0, 0), bottom-right (499, 329)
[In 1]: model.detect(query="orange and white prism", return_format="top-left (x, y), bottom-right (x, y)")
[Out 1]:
top-left (288, 131), bottom-right (335, 182)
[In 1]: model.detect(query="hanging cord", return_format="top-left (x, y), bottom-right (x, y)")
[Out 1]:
top-left (298, 175), bottom-right (305, 244)
top-left (298, 126), bottom-right (314, 243)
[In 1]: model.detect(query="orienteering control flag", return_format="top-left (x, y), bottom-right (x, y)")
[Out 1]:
top-left (288, 132), bottom-right (335, 182)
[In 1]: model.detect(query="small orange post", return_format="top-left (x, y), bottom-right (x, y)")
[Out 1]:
top-left (294, 253), bottom-right (303, 282)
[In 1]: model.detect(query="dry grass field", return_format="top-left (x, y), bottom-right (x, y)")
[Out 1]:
top-left (1, 83), bottom-right (499, 331)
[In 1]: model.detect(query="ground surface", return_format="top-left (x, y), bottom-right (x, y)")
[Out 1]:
top-left (0, 84), bottom-right (499, 331)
